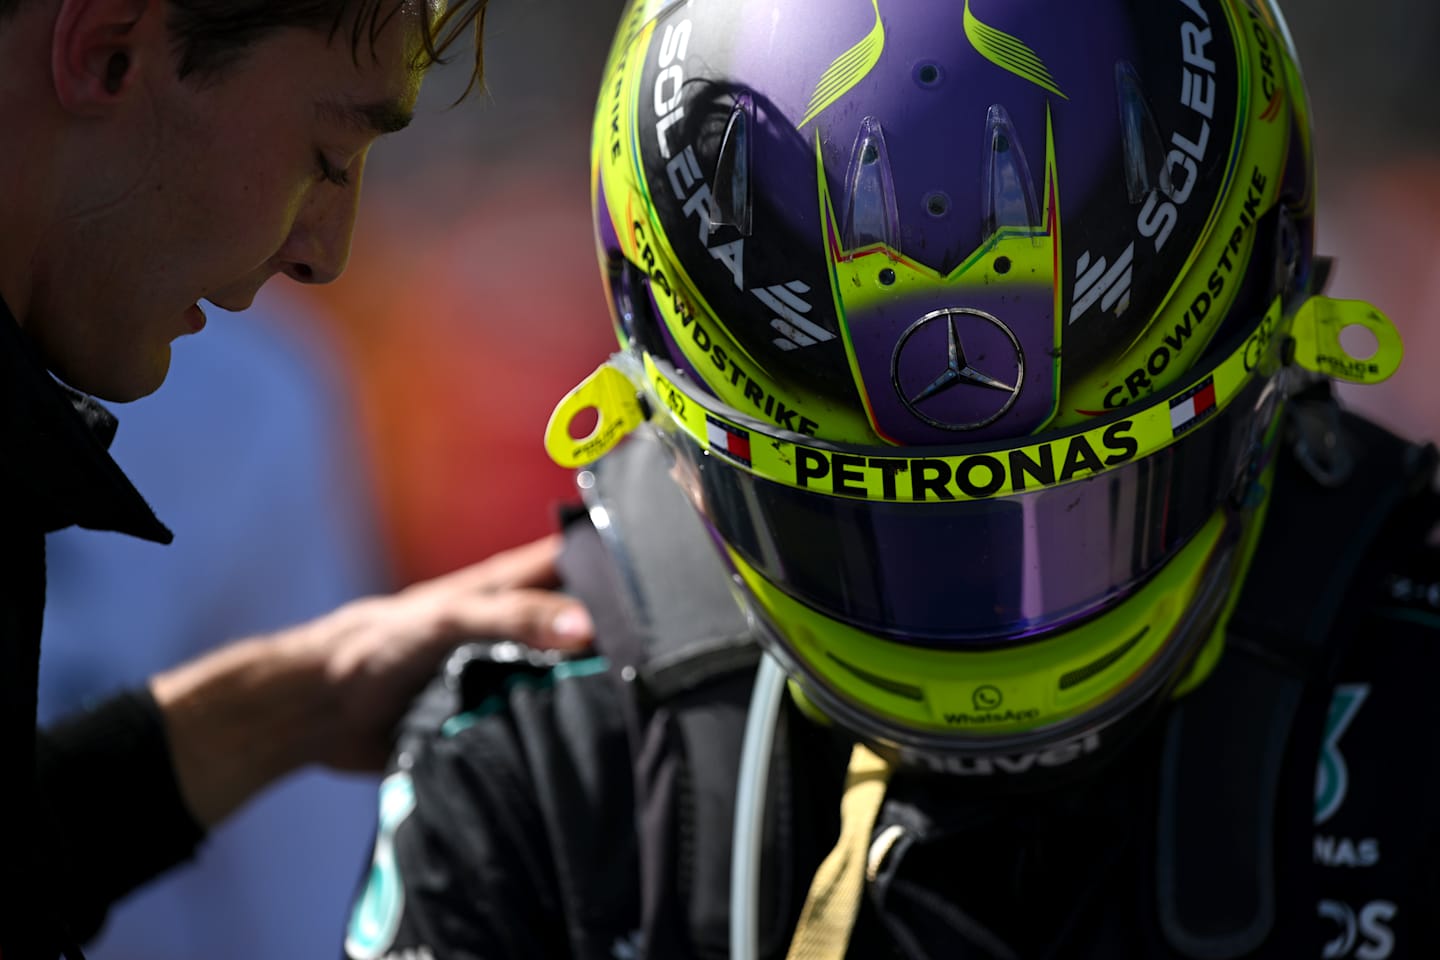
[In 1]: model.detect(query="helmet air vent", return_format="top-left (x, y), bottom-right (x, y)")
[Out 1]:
top-left (981, 104), bottom-right (1041, 240)
top-left (710, 94), bottom-right (754, 237)
top-left (841, 116), bottom-right (902, 258)
top-left (1115, 62), bottom-right (1171, 204)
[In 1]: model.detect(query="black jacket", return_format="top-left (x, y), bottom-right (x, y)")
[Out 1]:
top-left (348, 422), bottom-right (1440, 960)
top-left (1, 303), bottom-right (204, 958)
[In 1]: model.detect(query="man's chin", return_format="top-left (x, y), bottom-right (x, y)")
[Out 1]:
top-left (60, 348), bottom-right (172, 403)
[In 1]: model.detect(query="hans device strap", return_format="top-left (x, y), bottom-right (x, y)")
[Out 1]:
top-left (558, 433), bottom-right (803, 959)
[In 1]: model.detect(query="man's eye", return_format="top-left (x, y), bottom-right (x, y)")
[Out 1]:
top-left (316, 152), bottom-right (351, 187)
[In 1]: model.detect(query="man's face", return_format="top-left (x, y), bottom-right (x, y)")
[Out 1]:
top-left (29, 13), bottom-right (424, 401)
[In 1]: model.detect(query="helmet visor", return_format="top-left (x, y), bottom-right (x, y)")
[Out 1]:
top-left (667, 369), bottom-right (1276, 645)
top-left (617, 291), bottom-right (1289, 646)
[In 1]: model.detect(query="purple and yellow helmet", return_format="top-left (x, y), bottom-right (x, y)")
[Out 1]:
top-left (547, 0), bottom-right (1402, 774)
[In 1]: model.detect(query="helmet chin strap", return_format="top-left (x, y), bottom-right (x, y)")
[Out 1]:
top-left (731, 652), bottom-right (788, 960)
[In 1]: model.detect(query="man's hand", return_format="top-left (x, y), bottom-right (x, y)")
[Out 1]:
top-left (149, 534), bottom-right (593, 827)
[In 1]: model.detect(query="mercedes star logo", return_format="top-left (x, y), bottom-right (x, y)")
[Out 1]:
top-left (890, 307), bottom-right (1025, 430)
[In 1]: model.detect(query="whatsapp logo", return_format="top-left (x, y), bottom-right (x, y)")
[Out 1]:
top-left (973, 685), bottom-right (1004, 711)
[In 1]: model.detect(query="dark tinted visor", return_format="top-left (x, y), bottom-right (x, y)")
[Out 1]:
top-left (667, 372), bottom-right (1277, 645)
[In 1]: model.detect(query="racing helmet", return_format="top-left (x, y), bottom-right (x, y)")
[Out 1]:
top-left (546, 0), bottom-right (1403, 777)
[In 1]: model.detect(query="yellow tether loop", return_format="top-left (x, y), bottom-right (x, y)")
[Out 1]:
top-left (784, 744), bottom-right (892, 959)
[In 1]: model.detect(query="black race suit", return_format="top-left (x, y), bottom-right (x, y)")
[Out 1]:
top-left (1, 303), bottom-right (204, 958)
top-left (345, 415), bottom-right (1440, 960)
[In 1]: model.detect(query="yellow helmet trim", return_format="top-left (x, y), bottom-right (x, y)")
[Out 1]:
top-left (729, 510), bottom-right (1234, 739)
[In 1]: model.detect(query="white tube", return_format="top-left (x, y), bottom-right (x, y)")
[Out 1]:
top-left (730, 651), bottom-right (788, 960)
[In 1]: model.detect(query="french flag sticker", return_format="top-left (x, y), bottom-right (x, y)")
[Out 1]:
top-left (1168, 376), bottom-right (1218, 436)
top-left (706, 415), bottom-right (753, 466)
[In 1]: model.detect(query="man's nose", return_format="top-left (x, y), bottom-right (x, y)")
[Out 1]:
top-left (279, 160), bottom-right (365, 285)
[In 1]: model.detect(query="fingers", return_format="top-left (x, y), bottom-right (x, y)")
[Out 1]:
top-left (425, 533), bottom-right (567, 595)
top-left (439, 587), bottom-right (595, 651)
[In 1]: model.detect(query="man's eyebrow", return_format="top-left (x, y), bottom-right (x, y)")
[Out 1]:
top-left (317, 97), bottom-right (415, 136)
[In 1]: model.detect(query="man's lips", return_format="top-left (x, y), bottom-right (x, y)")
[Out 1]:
top-left (184, 303), bottom-right (207, 333)
top-left (203, 293), bottom-right (259, 312)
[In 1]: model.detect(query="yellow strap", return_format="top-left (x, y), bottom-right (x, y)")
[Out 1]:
top-left (785, 744), bottom-right (892, 960)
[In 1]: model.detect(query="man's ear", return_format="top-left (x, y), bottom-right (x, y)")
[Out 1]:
top-left (51, 0), bottom-right (161, 114)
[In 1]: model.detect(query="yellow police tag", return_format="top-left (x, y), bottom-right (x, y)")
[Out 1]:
top-left (1290, 296), bottom-right (1404, 385)
top-left (543, 363), bottom-right (648, 468)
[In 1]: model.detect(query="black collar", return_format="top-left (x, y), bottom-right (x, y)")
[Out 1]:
top-left (0, 299), bottom-right (171, 543)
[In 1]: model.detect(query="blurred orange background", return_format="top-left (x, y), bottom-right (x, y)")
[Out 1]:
top-left (290, 1), bottom-right (629, 586)
top-left (301, 161), bottom-right (618, 583)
